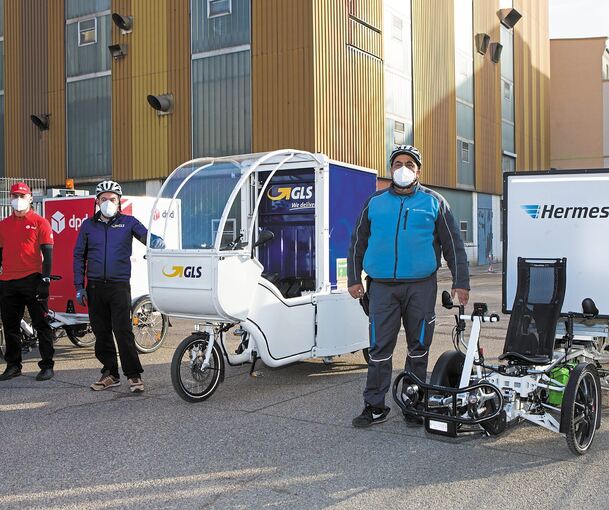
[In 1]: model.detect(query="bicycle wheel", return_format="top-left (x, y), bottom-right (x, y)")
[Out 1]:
top-left (65, 323), bottom-right (96, 348)
top-left (171, 334), bottom-right (224, 403)
top-left (132, 296), bottom-right (169, 354)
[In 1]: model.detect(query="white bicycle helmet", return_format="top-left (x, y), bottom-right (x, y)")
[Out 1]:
top-left (390, 145), bottom-right (422, 167)
top-left (96, 180), bottom-right (123, 197)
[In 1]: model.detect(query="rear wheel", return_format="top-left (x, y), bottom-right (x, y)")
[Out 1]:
top-left (65, 323), bottom-right (96, 348)
top-left (132, 296), bottom-right (169, 353)
top-left (562, 363), bottom-right (600, 455)
top-left (171, 334), bottom-right (224, 403)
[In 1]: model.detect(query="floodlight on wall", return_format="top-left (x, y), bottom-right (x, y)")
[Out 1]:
top-left (497, 8), bottom-right (522, 29)
top-left (489, 42), bottom-right (503, 63)
top-left (111, 13), bottom-right (133, 33)
top-left (147, 94), bottom-right (174, 115)
top-left (108, 44), bottom-right (128, 59)
top-left (475, 33), bottom-right (490, 55)
top-left (30, 114), bottom-right (50, 131)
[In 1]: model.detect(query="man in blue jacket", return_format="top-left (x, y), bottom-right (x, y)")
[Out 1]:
top-left (73, 180), bottom-right (164, 393)
top-left (348, 145), bottom-right (470, 428)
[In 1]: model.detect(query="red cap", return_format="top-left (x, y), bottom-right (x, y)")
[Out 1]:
top-left (10, 182), bottom-right (31, 195)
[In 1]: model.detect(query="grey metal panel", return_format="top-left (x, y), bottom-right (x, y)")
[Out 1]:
top-left (0, 0), bottom-right (4, 37)
top-left (456, 102), bottom-right (474, 141)
top-left (67, 76), bottom-right (111, 178)
top-left (502, 119), bottom-right (515, 153)
top-left (65, 0), bottom-right (110, 19)
top-left (430, 186), bottom-right (473, 243)
top-left (191, 0), bottom-right (251, 53)
top-left (192, 50), bottom-right (251, 157)
top-left (0, 41), bottom-right (3, 91)
top-left (66, 14), bottom-right (111, 77)
top-left (457, 140), bottom-right (475, 187)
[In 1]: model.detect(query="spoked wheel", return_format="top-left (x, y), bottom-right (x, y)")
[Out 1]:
top-left (171, 334), bottom-right (224, 403)
top-left (562, 363), bottom-right (601, 455)
top-left (65, 323), bottom-right (96, 348)
top-left (131, 296), bottom-right (169, 354)
top-left (0, 325), bottom-right (5, 360)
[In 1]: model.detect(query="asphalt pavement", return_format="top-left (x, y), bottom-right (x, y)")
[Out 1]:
top-left (1, 267), bottom-right (609, 509)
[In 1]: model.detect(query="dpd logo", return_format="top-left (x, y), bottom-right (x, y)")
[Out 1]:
top-left (51, 211), bottom-right (65, 234)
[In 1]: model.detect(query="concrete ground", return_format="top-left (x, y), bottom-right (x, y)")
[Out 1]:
top-left (1, 268), bottom-right (609, 509)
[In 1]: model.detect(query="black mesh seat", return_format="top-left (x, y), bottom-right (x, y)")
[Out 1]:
top-left (499, 257), bottom-right (566, 366)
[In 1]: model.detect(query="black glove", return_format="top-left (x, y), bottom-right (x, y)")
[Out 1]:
top-left (37, 276), bottom-right (50, 300)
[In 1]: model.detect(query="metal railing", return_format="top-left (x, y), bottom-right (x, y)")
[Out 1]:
top-left (0, 177), bottom-right (46, 219)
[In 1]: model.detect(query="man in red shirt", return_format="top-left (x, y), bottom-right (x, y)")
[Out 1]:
top-left (0, 182), bottom-right (55, 381)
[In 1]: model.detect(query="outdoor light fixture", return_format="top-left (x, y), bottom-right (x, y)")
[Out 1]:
top-left (475, 33), bottom-right (490, 55)
top-left (108, 43), bottom-right (128, 59)
top-left (489, 42), bottom-right (503, 63)
top-left (111, 13), bottom-right (133, 33)
top-left (497, 8), bottom-right (522, 29)
top-left (147, 94), bottom-right (174, 115)
top-left (30, 114), bottom-right (50, 131)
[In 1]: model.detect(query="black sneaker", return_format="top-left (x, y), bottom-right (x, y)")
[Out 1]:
top-left (352, 404), bottom-right (390, 428)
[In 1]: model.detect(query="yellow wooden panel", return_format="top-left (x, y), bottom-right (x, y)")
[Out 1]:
top-left (252, 0), bottom-right (315, 153)
top-left (312, 0), bottom-right (384, 171)
top-left (473, 0), bottom-right (501, 195)
top-left (412, 0), bottom-right (456, 188)
top-left (514, 0), bottom-right (550, 171)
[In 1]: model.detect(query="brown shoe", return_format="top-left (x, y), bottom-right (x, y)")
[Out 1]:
top-left (128, 377), bottom-right (144, 393)
top-left (90, 372), bottom-right (120, 391)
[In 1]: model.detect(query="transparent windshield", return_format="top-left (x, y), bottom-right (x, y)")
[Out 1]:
top-left (154, 159), bottom-right (243, 250)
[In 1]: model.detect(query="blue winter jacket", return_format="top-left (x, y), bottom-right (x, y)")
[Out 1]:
top-left (347, 184), bottom-right (470, 289)
top-left (73, 212), bottom-right (149, 288)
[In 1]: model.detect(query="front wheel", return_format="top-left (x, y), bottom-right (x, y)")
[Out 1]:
top-left (562, 363), bottom-right (601, 455)
top-left (171, 334), bottom-right (224, 403)
top-left (132, 296), bottom-right (169, 353)
top-left (65, 323), bottom-right (96, 347)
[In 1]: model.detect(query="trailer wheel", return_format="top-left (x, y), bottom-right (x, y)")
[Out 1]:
top-left (562, 363), bottom-right (600, 455)
top-left (132, 296), bottom-right (169, 353)
top-left (171, 334), bottom-right (224, 403)
top-left (362, 348), bottom-right (370, 364)
top-left (65, 323), bottom-right (96, 348)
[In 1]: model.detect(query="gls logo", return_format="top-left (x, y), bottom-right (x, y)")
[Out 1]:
top-left (267, 186), bottom-right (313, 201)
top-left (162, 266), bottom-right (203, 278)
top-left (522, 204), bottom-right (609, 220)
top-left (51, 211), bottom-right (89, 234)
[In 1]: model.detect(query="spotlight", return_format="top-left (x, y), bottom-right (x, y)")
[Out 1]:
top-left (497, 8), bottom-right (522, 29)
top-left (475, 33), bottom-right (490, 55)
top-left (147, 94), bottom-right (174, 115)
top-left (489, 42), bottom-right (503, 63)
top-left (111, 13), bottom-right (133, 33)
top-left (30, 114), bottom-right (50, 130)
top-left (108, 43), bottom-right (128, 59)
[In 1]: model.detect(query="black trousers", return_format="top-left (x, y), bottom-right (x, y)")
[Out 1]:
top-left (363, 277), bottom-right (437, 408)
top-left (87, 280), bottom-right (143, 379)
top-left (0, 273), bottom-right (54, 370)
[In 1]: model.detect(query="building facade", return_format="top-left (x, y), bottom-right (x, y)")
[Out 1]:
top-left (0, 0), bottom-right (550, 264)
top-left (550, 37), bottom-right (609, 170)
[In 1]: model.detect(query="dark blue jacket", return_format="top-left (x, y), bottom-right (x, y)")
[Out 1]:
top-left (347, 184), bottom-right (470, 289)
top-left (73, 212), bottom-right (148, 288)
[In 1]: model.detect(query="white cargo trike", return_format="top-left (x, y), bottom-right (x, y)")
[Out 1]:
top-left (146, 150), bottom-right (377, 402)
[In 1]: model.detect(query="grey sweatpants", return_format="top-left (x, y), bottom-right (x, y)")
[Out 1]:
top-left (363, 277), bottom-right (437, 408)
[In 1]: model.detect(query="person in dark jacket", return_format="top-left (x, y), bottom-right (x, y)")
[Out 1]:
top-left (348, 145), bottom-right (470, 428)
top-left (73, 180), bottom-right (164, 393)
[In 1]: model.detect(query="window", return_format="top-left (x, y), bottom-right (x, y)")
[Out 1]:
top-left (461, 141), bottom-right (470, 163)
top-left (392, 16), bottom-right (403, 41)
top-left (208, 0), bottom-right (231, 18)
top-left (459, 221), bottom-right (469, 242)
top-left (503, 80), bottom-right (512, 100)
top-left (393, 121), bottom-right (405, 145)
top-left (78, 18), bottom-right (97, 46)
top-left (212, 218), bottom-right (237, 247)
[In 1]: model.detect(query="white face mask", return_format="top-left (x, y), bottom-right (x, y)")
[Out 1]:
top-left (100, 201), bottom-right (118, 218)
top-left (11, 198), bottom-right (29, 212)
top-left (392, 167), bottom-right (417, 188)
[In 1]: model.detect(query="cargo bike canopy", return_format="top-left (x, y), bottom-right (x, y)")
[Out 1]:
top-left (146, 150), bottom-right (329, 321)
